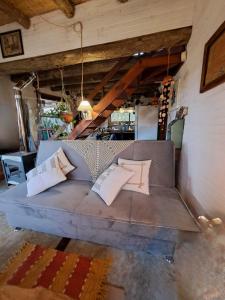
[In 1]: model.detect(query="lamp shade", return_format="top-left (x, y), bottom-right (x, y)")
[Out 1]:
top-left (77, 99), bottom-right (92, 112)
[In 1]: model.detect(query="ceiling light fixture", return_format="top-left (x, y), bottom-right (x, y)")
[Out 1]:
top-left (73, 22), bottom-right (92, 120)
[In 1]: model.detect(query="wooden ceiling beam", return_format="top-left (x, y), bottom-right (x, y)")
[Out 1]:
top-left (11, 58), bottom-right (135, 83)
top-left (1, 27), bottom-right (191, 75)
top-left (87, 57), bottom-right (130, 100)
top-left (51, 82), bottom-right (114, 92)
top-left (38, 71), bottom-right (125, 88)
top-left (53, 0), bottom-right (75, 18)
top-left (0, 0), bottom-right (30, 29)
top-left (50, 56), bottom-right (181, 93)
top-left (71, 0), bottom-right (91, 4)
top-left (38, 91), bottom-right (61, 102)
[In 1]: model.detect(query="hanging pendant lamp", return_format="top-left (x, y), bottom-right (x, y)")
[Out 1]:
top-left (75, 22), bottom-right (92, 120)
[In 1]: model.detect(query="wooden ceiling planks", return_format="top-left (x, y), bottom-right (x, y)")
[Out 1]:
top-left (0, 0), bottom-right (31, 29)
top-left (5, 0), bottom-right (57, 17)
top-left (0, 0), bottom-right (56, 27)
top-left (0, 0), bottom-right (91, 27)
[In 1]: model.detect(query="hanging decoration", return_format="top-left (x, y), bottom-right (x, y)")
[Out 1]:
top-left (158, 49), bottom-right (176, 140)
top-left (158, 75), bottom-right (175, 140)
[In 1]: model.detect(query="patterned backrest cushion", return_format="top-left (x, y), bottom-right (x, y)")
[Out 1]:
top-left (36, 141), bottom-right (92, 182)
top-left (37, 140), bottom-right (175, 187)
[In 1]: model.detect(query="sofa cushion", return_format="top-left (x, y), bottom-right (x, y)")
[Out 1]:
top-left (0, 183), bottom-right (198, 232)
top-left (77, 189), bottom-right (133, 222)
top-left (51, 147), bottom-right (75, 175)
top-left (0, 180), bottom-right (92, 213)
top-left (92, 163), bottom-right (134, 206)
top-left (37, 140), bottom-right (175, 187)
top-left (132, 141), bottom-right (175, 187)
top-left (27, 155), bottom-right (67, 197)
top-left (118, 158), bottom-right (151, 195)
top-left (130, 186), bottom-right (199, 231)
top-left (36, 141), bottom-right (92, 181)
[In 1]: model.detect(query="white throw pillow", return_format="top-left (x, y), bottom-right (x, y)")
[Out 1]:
top-left (27, 156), bottom-right (66, 197)
top-left (51, 147), bottom-right (75, 175)
top-left (118, 158), bottom-right (151, 195)
top-left (92, 163), bottom-right (134, 206)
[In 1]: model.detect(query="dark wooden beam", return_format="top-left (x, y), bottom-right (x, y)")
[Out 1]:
top-left (11, 58), bottom-right (135, 83)
top-left (0, 0), bottom-right (30, 29)
top-left (0, 27), bottom-right (191, 75)
top-left (53, 0), bottom-right (75, 18)
top-left (38, 92), bottom-right (61, 102)
top-left (50, 59), bottom-right (181, 93)
top-left (43, 72), bottom-right (125, 88)
top-left (71, 0), bottom-right (91, 4)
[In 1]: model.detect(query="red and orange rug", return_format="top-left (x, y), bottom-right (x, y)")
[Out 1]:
top-left (0, 243), bottom-right (111, 300)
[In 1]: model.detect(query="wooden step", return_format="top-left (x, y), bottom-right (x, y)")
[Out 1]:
top-left (86, 124), bottom-right (98, 129)
top-left (106, 104), bottom-right (117, 110)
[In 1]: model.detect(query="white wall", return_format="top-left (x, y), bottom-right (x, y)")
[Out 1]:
top-left (0, 0), bottom-right (194, 63)
top-left (177, 0), bottom-right (225, 218)
top-left (0, 76), bottom-right (19, 150)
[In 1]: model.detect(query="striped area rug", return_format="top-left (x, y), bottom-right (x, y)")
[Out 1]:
top-left (0, 243), bottom-right (111, 300)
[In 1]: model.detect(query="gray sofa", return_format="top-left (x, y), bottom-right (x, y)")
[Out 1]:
top-left (0, 140), bottom-right (199, 257)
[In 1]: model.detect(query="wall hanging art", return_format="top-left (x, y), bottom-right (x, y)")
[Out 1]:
top-left (0, 29), bottom-right (24, 58)
top-left (200, 20), bottom-right (225, 93)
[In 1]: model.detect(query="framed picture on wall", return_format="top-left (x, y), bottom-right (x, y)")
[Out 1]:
top-left (200, 20), bottom-right (225, 93)
top-left (0, 29), bottom-right (24, 58)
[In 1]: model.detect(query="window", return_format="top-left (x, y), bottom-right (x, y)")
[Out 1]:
top-left (111, 111), bottom-right (135, 122)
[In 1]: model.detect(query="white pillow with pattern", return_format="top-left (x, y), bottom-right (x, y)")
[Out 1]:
top-left (27, 156), bottom-right (66, 197)
top-left (50, 147), bottom-right (75, 175)
top-left (118, 158), bottom-right (151, 195)
top-left (92, 163), bottom-right (134, 206)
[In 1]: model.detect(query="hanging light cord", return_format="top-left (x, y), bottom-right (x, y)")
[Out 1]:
top-left (39, 16), bottom-right (84, 101)
top-left (72, 22), bottom-right (84, 101)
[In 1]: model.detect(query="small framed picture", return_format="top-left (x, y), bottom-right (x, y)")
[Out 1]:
top-left (200, 20), bottom-right (225, 93)
top-left (0, 29), bottom-right (24, 58)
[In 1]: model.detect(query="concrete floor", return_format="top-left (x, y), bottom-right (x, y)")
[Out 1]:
top-left (0, 181), bottom-right (224, 300)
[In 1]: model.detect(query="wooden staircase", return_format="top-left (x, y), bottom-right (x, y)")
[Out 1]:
top-left (68, 54), bottom-right (181, 140)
